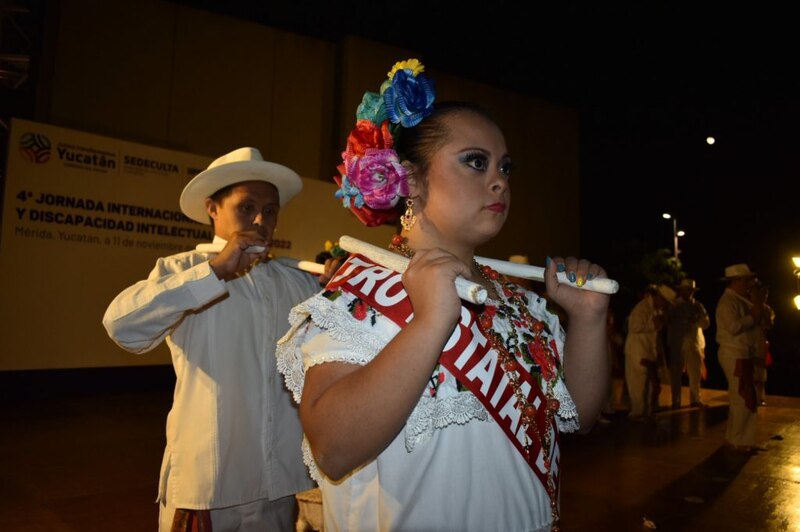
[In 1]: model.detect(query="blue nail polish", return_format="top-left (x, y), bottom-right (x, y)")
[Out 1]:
top-left (568, 272), bottom-right (576, 283)
top-left (546, 256), bottom-right (552, 267)
top-left (557, 263), bottom-right (566, 273)
top-left (587, 273), bottom-right (594, 280)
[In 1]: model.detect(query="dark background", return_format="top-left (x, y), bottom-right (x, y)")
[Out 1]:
top-left (3, 1), bottom-right (799, 394)
top-left (171, 1), bottom-right (800, 395)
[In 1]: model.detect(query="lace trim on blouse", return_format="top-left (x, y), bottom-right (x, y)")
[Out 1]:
top-left (276, 287), bottom-right (581, 480)
top-left (277, 292), bottom-right (388, 403)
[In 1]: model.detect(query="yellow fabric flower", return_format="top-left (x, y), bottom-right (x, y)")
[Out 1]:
top-left (387, 58), bottom-right (425, 80)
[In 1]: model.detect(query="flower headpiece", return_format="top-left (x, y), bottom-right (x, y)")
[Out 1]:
top-left (334, 58), bottom-right (436, 226)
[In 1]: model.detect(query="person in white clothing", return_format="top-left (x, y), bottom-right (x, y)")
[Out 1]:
top-left (624, 284), bottom-right (675, 420)
top-left (277, 58), bottom-right (611, 532)
top-left (715, 263), bottom-right (764, 452)
top-left (103, 147), bottom-right (333, 532)
top-left (666, 278), bottom-right (710, 407)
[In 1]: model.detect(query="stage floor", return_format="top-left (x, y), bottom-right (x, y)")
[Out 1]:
top-left (2, 378), bottom-right (797, 531)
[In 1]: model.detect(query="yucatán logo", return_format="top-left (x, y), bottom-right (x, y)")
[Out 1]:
top-left (19, 132), bottom-right (52, 163)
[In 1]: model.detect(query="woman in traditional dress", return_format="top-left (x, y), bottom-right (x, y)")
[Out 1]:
top-left (278, 59), bottom-right (610, 532)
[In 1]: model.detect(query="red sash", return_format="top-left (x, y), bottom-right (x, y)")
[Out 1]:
top-left (326, 254), bottom-right (561, 494)
top-left (171, 509), bottom-right (212, 532)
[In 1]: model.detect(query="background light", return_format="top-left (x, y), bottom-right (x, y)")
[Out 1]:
top-left (661, 212), bottom-right (680, 259)
top-left (706, 136), bottom-right (716, 145)
top-left (793, 257), bottom-right (800, 310)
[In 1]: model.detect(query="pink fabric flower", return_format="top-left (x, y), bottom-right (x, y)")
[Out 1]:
top-left (344, 148), bottom-right (409, 209)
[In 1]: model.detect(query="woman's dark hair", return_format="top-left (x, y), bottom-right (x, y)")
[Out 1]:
top-left (315, 251), bottom-right (333, 264)
top-left (393, 101), bottom-right (498, 206)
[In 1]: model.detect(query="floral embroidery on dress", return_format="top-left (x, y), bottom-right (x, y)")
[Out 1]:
top-left (482, 295), bottom-right (564, 393)
top-left (346, 297), bottom-right (378, 325)
top-left (428, 370), bottom-right (447, 397)
top-left (276, 269), bottom-right (581, 480)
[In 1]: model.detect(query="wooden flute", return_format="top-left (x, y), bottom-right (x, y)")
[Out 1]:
top-left (337, 235), bottom-right (618, 305)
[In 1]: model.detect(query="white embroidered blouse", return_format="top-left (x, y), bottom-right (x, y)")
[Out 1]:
top-left (277, 271), bottom-right (579, 532)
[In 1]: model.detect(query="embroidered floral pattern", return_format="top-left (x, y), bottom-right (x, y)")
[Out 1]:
top-left (487, 297), bottom-right (563, 389)
top-left (347, 297), bottom-right (378, 325)
top-left (275, 260), bottom-right (580, 483)
top-left (427, 368), bottom-right (448, 397)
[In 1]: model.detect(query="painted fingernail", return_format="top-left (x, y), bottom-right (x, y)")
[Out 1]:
top-left (568, 272), bottom-right (576, 283)
top-left (557, 263), bottom-right (566, 273)
top-left (576, 276), bottom-right (585, 287)
top-left (546, 256), bottom-right (552, 267)
top-left (587, 273), bottom-right (594, 280)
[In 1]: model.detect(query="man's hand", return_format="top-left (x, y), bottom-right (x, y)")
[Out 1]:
top-left (209, 231), bottom-right (269, 281)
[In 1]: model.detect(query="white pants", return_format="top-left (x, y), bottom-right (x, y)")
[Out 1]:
top-left (159, 495), bottom-right (298, 532)
top-left (684, 346), bottom-right (704, 404)
top-left (718, 347), bottom-right (757, 447)
top-left (625, 352), bottom-right (656, 417)
top-left (670, 344), bottom-right (704, 406)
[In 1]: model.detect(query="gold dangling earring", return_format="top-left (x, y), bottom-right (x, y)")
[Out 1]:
top-left (400, 198), bottom-right (416, 231)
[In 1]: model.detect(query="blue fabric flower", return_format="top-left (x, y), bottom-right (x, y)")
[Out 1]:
top-left (383, 70), bottom-right (436, 128)
top-left (335, 174), bottom-right (365, 209)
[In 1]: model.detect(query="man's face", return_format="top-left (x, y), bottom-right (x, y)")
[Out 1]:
top-left (730, 277), bottom-right (753, 296)
top-left (206, 180), bottom-right (280, 242)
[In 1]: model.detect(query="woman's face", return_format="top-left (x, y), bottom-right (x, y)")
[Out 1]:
top-left (415, 111), bottom-right (512, 247)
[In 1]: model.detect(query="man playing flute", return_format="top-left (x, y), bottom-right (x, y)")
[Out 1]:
top-left (103, 147), bottom-right (336, 531)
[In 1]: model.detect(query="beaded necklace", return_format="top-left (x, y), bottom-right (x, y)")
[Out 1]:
top-left (389, 234), bottom-right (562, 531)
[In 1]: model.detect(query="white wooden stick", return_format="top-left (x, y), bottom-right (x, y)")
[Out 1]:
top-left (195, 243), bottom-right (266, 254)
top-left (474, 256), bottom-right (619, 294)
top-left (195, 243), bottom-right (326, 275)
top-left (338, 235), bottom-right (618, 298)
top-left (275, 257), bottom-right (326, 275)
top-left (338, 235), bottom-right (488, 304)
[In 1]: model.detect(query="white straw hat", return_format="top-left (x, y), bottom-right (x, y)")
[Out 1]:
top-left (179, 147), bottom-right (302, 224)
top-left (721, 263), bottom-right (756, 281)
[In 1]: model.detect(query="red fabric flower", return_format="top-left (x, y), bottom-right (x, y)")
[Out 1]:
top-left (345, 119), bottom-right (394, 158)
